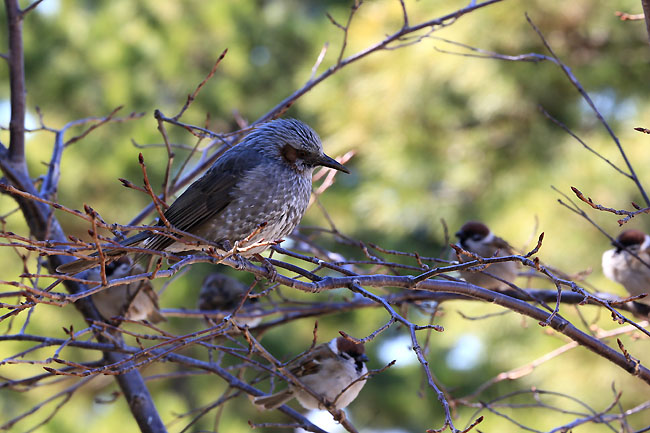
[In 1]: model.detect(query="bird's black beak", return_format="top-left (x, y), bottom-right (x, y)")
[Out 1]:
top-left (358, 353), bottom-right (369, 363)
top-left (316, 153), bottom-right (350, 173)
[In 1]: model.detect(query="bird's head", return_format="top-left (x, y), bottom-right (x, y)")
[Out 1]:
top-left (613, 229), bottom-right (649, 252)
top-left (455, 221), bottom-right (492, 249)
top-left (330, 337), bottom-right (368, 373)
top-left (198, 273), bottom-right (254, 311)
top-left (249, 118), bottom-right (349, 175)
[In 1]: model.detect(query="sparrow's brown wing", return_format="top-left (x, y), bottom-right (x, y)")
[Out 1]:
top-left (145, 147), bottom-right (265, 252)
top-left (138, 285), bottom-right (166, 323)
top-left (254, 343), bottom-right (338, 410)
top-left (288, 344), bottom-right (336, 378)
top-left (492, 236), bottom-right (516, 255)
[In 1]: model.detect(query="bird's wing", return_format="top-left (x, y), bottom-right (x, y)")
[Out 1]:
top-left (146, 147), bottom-right (265, 251)
top-left (492, 236), bottom-right (516, 255)
top-left (59, 149), bottom-right (264, 273)
top-left (288, 344), bottom-right (336, 378)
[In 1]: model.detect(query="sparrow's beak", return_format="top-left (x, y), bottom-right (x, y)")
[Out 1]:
top-left (455, 231), bottom-right (464, 240)
top-left (358, 353), bottom-right (369, 363)
top-left (316, 153), bottom-right (350, 173)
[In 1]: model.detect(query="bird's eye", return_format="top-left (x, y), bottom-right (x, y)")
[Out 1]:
top-left (296, 149), bottom-right (308, 159)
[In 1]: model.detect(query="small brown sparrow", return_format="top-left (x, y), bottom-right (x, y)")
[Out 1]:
top-left (455, 221), bottom-right (518, 290)
top-left (86, 257), bottom-right (165, 323)
top-left (253, 337), bottom-right (369, 411)
top-left (602, 229), bottom-right (650, 305)
top-left (198, 273), bottom-right (262, 328)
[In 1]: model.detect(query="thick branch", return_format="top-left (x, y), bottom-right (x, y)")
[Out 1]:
top-left (4, 0), bottom-right (26, 164)
top-left (107, 352), bottom-right (167, 433)
top-left (95, 252), bottom-right (650, 385)
top-left (0, 2), bottom-right (167, 430)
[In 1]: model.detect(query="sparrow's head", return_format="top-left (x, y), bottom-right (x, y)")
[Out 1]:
top-left (331, 337), bottom-right (369, 373)
top-left (198, 273), bottom-right (256, 311)
top-left (87, 256), bottom-right (132, 281)
top-left (247, 119), bottom-right (349, 175)
top-left (614, 229), bottom-right (649, 252)
top-left (105, 256), bottom-right (132, 277)
top-left (455, 221), bottom-right (491, 248)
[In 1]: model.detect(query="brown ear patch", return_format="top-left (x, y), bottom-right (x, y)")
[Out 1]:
top-left (291, 356), bottom-right (322, 378)
top-left (282, 144), bottom-right (298, 164)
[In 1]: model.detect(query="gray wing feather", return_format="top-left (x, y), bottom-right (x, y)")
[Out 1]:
top-left (58, 146), bottom-right (265, 273)
top-left (145, 147), bottom-right (265, 252)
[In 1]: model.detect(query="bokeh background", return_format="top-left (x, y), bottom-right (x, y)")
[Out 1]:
top-left (1, 0), bottom-right (650, 432)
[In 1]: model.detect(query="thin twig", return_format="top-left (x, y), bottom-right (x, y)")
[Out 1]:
top-left (172, 49), bottom-right (228, 121)
top-left (526, 13), bottom-right (650, 206)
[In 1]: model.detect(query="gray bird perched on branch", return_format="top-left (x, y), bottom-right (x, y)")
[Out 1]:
top-left (454, 221), bottom-right (518, 290)
top-left (58, 118), bottom-right (349, 273)
top-left (602, 229), bottom-right (650, 306)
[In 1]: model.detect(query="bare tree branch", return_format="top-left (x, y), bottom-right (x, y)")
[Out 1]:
top-left (641, 0), bottom-right (650, 44)
top-left (4, 0), bottom-right (26, 164)
top-left (525, 13), bottom-right (650, 206)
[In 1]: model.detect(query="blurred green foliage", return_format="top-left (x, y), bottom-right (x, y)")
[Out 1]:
top-left (1, 0), bottom-right (650, 432)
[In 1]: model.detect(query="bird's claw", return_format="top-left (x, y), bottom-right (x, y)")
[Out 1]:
top-left (232, 254), bottom-right (248, 270)
top-left (254, 253), bottom-right (277, 281)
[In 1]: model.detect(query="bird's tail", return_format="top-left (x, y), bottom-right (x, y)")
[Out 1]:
top-left (252, 389), bottom-right (294, 410)
top-left (56, 249), bottom-right (126, 274)
top-left (56, 231), bottom-right (153, 274)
